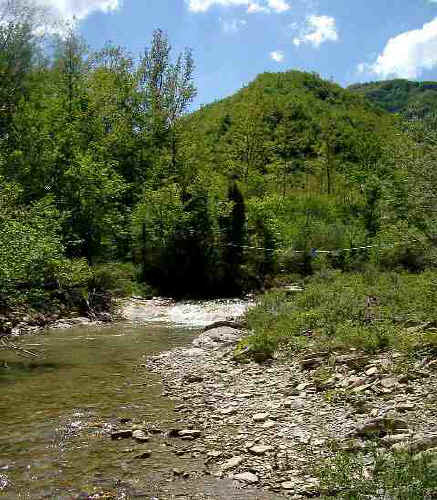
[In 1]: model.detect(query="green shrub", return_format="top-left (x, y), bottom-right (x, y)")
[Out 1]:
top-left (89, 262), bottom-right (137, 297)
top-left (319, 450), bottom-right (437, 499)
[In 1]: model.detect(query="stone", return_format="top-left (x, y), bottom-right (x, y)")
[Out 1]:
top-left (300, 357), bottom-right (323, 369)
top-left (353, 383), bottom-right (373, 393)
top-left (353, 417), bottom-right (408, 437)
top-left (396, 402), bottom-right (415, 412)
top-left (249, 445), bottom-right (273, 455)
top-left (221, 408), bottom-right (236, 416)
top-left (262, 420), bottom-right (276, 429)
top-left (193, 327), bottom-right (242, 349)
top-left (296, 382), bottom-right (312, 392)
top-left (178, 429), bottom-right (202, 439)
top-left (253, 413), bottom-right (269, 422)
top-left (223, 456), bottom-right (245, 471)
top-left (381, 434), bottom-right (411, 445)
top-left (184, 374), bottom-right (203, 383)
top-left (233, 472), bottom-right (259, 484)
top-left (132, 430), bottom-right (149, 442)
top-left (365, 366), bottom-right (378, 376)
top-left (381, 377), bottom-right (398, 388)
top-left (339, 439), bottom-right (365, 452)
top-left (281, 481), bottom-right (295, 490)
top-left (111, 429), bottom-right (133, 440)
top-left (393, 434), bottom-right (437, 453)
top-left (134, 450), bottom-right (152, 459)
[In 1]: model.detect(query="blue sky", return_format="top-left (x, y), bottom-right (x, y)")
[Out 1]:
top-left (32, 0), bottom-right (437, 106)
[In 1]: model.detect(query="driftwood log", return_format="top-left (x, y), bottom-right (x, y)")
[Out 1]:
top-left (201, 320), bottom-right (247, 333)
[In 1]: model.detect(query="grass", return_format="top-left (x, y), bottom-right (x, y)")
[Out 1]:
top-left (242, 269), bottom-right (437, 360)
top-left (318, 449), bottom-right (437, 499)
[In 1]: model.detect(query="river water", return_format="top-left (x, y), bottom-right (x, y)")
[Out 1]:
top-left (0, 299), bottom-right (271, 499)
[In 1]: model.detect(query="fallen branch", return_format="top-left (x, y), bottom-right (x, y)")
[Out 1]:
top-left (0, 337), bottom-right (38, 358)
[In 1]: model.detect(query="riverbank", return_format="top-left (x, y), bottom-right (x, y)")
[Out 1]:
top-left (147, 325), bottom-right (437, 498)
top-left (0, 308), bottom-right (113, 339)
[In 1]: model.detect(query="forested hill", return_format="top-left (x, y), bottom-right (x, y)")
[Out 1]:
top-left (348, 79), bottom-right (437, 118)
top-left (183, 70), bottom-right (398, 192)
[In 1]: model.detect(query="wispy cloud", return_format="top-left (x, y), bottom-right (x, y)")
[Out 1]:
top-left (358, 17), bottom-right (437, 79)
top-left (220, 17), bottom-right (247, 32)
top-left (270, 50), bottom-right (284, 61)
top-left (186, 0), bottom-right (290, 14)
top-left (34, 0), bottom-right (122, 22)
top-left (293, 15), bottom-right (338, 48)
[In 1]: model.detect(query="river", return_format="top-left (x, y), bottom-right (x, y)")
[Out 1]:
top-left (0, 298), bottom-right (274, 499)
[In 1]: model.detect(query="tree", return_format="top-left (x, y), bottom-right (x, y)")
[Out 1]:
top-left (137, 29), bottom-right (196, 176)
top-left (0, 0), bottom-right (36, 138)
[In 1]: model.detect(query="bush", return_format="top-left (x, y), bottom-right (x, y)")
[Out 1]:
top-left (89, 262), bottom-right (137, 297)
top-left (242, 270), bottom-right (437, 359)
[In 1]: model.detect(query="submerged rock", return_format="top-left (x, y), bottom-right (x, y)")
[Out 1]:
top-left (111, 429), bottom-right (133, 440)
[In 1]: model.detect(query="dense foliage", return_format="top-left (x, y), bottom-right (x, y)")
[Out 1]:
top-left (349, 79), bottom-right (437, 119)
top-left (1, 0), bottom-right (436, 310)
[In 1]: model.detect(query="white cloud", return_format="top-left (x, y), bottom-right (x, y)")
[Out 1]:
top-left (266, 0), bottom-right (289, 13)
top-left (35, 0), bottom-right (121, 22)
top-left (220, 17), bottom-right (247, 32)
top-left (247, 2), bottom-right (269, 13)
top-left (186, 0), bottom-right (290, 14)
top-left (293, 14), bottom-right (338, 48)
top-left (359, 17), bottom-right (437, 79)
top-left (270, 50), bottom-right (284, 62)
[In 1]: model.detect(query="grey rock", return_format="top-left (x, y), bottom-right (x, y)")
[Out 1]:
top-left (178, 429), bottom-right (202, 439)
top-left (249, 445), bottom-right (273, 455)
top-left (233, 472), bottom-right (259, 484)
top-left (253, 413), bottom-right (269, 422)
top-left (132, 430), bottom-right (149, 442)
top-left (193, 327), bottom-right (242, 349)
top-left (222, 456), bottom-right (245, 470)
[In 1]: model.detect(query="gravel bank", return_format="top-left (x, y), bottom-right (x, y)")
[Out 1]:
top-left (147, 326), bottom-right (437, 498)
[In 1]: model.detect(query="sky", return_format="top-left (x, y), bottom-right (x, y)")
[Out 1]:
top-left (25, 0), bottom-right (437, 106)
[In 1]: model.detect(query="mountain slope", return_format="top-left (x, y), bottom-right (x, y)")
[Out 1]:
top-left (348, 79), bottom-right (437, 118)
top-left (183, 70), bottom-right (399, 193)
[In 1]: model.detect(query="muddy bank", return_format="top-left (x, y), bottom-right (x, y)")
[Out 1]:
top-left (147, 326), bottom-right (437, 498)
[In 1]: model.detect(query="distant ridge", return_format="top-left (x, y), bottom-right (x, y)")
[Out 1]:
top-left (348, 79), bottom-right (437, 118)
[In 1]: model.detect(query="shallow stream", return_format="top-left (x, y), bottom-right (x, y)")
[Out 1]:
top-left (0, 299), bottom-right (268, 499)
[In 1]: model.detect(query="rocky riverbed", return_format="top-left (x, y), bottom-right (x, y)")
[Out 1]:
top-left (146, 325), bottom-right (437, 498)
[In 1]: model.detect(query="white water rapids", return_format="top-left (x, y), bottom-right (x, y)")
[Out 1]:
top-left (122, 297), bottom-right (253, 328)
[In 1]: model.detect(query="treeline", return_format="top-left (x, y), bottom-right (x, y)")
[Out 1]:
top-left (1, 0), bottom-right (436, 313)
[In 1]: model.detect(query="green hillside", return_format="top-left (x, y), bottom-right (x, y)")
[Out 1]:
top-left (184, 70), bottom-right (398, 195)
top-left (348, 79), bottom-right (437, 118)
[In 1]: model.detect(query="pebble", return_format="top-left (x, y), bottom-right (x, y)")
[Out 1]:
top-left (249, 445), bottom-right (273, 455)
top-left (253, 413), bottom-right (269, 422)
top-left (365, 366), bottom-right (378, 376)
